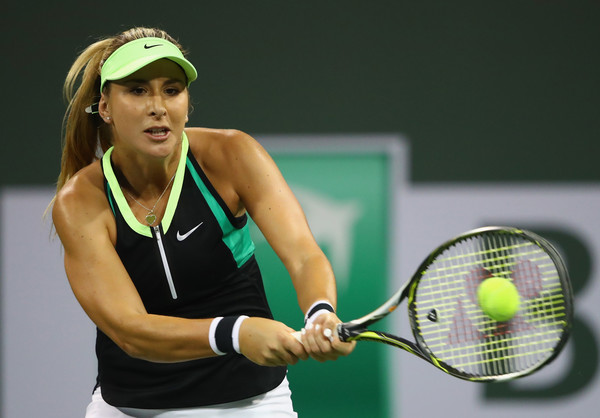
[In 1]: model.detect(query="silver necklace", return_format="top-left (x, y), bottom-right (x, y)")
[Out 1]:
top-left (124, 174), bottom-right (176, 226)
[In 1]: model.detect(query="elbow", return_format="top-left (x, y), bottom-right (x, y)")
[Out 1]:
top-left (112, 334), bottom-right (147, 360)
top-left (114, 337), bottom-right (188, 363)
top-left (104, 317), bottom-right (152, 360)
top-left (111, 331), bottom-right (179, 362)
top-left (120, 340), bottom-right (145, 360)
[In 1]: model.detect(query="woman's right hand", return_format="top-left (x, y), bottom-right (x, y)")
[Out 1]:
top-left (238, 317), bottom-right (308, 366)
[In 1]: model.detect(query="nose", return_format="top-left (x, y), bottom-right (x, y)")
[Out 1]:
top-left (148, 95), bottom-right (167, 118)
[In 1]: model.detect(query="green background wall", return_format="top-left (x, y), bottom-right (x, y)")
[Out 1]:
top-left (1, 0), bottom-right (598, 186)
top-left (250, 145), bottom-right (398, 417)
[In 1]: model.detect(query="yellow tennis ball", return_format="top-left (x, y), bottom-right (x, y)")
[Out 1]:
top-left (477, 276), bottom-right (520, 322)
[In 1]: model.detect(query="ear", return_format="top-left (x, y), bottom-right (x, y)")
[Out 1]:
top-left (98, 94), bottom-right (112, 123)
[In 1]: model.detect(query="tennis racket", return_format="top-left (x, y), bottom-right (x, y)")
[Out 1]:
top-left (309, 226), bottom-right (573, 382)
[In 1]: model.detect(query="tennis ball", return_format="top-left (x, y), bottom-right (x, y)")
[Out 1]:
top-left (477, 276), bottom-right (520, 322)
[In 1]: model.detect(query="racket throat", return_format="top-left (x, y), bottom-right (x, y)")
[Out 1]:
top-left (337, 322), bottom-right (365, 342)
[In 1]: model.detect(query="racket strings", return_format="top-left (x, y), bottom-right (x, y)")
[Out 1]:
top-left (411, 232), bottom-right (568, 378)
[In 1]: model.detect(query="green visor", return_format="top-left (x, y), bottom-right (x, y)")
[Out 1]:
top-left (100, 37), bottom-right (197, 92)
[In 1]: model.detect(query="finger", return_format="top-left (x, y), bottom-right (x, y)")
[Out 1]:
top-left (283, 353), bottom-right (299, 366)
top-left (301, 323), bottom-right (319, 350)
top-left (304, 325), bottom-right (336, 361)
top-left (330, 338), bottom-right (356, 357)
top-left (289, 333), bottom-right (309, 361)
top-left (265, 351), bottom-right (295, 367)
top-left (284, 342), bottom-right (307, 365)
top-left (300, 326), bottom-right (321, 356)
top-left (313, 324), bottom-right (334, 353)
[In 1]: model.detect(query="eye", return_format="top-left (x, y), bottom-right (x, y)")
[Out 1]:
top-left (129, 86), bottom-right (146, 95)
top-left (164, 86), bottom-right (183, 96)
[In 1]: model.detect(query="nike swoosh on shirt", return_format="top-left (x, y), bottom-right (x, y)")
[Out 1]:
top-left (176, 222), bottom-right (204, 241)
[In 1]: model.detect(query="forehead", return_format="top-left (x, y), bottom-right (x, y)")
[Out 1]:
top-left (120, 59), bottom-right (187, 83)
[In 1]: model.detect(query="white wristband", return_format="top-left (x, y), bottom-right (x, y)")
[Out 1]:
top-left (232, 315), bottom-right (249, 354)
top-left (208, 317), bottom-right (226, 356)
top-left (304, 300), bottom-right (335, 326)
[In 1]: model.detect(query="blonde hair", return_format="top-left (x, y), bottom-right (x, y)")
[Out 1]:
top-left (56, 27), bottom-right (186, 195)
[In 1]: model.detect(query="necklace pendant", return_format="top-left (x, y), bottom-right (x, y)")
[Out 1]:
top-left (145, 213), bottom-right (157, 226)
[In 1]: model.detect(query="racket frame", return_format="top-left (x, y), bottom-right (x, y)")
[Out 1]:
top-left (336, 226), bottom-right (574, 382)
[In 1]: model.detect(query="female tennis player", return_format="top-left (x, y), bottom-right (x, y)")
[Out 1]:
top-left (51, 27), bottom-right (354, 417)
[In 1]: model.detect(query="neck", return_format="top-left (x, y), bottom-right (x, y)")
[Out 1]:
top-left (111, 143), bottom-right (181, 199)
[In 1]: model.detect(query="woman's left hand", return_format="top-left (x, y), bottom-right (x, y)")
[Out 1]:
top-left (299, 312), bottom-right (356, 362)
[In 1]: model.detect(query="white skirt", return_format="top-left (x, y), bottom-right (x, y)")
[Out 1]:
top-left (85, 376), bottom-right (297, 417)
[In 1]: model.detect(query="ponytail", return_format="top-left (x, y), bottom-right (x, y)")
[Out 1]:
top-left (55, 27), bottom-right (185, 195)
top-left (57, 38), bottom-right (113, 193)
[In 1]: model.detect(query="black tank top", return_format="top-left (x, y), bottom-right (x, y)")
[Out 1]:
top-left (97, 134), bottom-right (285, 408)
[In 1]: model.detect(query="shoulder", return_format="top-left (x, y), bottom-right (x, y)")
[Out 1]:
top-left (54, 161), bottom-right (105, 211)
top-left (183, 128), bottom-right (281, 215)
top-left (185, 127), bottom-right (262, 157)
top-left (52, 161), bottom-right (112, 239)
top-left (184, 127), bottom-right (268, 172)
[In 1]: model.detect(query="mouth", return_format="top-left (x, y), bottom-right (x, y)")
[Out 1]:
top-left (144, 127), bottom-right (171, 140)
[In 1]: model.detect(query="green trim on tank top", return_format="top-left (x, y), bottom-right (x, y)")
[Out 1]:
top-left (185, 157), bottom-right (255, 268)
top-left (101, 133), bottom-right (189, 238)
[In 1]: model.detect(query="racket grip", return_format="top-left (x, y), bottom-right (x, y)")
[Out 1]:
top-left (291, 331), bottom-right (302, 342)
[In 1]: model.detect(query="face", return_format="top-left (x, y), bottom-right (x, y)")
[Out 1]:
top-left (99, 59), bottom-right (190, 159)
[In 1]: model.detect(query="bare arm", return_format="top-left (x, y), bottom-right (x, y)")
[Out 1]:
top-left (212, 130), bottom-right (355, 360)
top-left (53, 165), bottom-right (305, 365)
